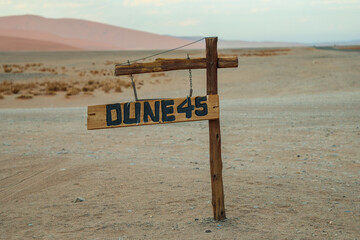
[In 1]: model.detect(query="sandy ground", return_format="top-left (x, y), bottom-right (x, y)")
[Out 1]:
top-left (0, 47), bottom-right (359, 239)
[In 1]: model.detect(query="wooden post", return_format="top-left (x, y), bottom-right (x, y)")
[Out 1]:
top-left (206, 37), bottom-right (226, 220)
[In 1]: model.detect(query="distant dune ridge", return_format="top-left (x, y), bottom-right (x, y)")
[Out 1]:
top-left (0, 35), bottom-right (82, 51)
top-left (0, 15), bottom-right (198, 51)
top-left (7, 14), bottom-right (352, 51)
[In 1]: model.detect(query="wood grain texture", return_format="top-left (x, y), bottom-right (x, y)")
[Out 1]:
top-left (115, 57), bottom-right (238, 76)
top-left (87, 95), bottom-right (219, 130)
top-left (206, 37), bottom-right (226, 221)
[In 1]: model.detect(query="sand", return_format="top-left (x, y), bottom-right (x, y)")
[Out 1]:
top-left (0, 47), bottom-right (359, 239)
top-left (0, 15), bottom-right (200, 51)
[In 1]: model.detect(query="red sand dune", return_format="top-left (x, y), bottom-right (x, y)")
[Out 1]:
top-left (0, 15), bottom-right (199, 51)
top-left (0, 28), bottom-right (119, 50)
top-left (0, 35), bottom-right (81, 51)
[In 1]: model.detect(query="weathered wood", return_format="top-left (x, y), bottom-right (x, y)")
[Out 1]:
top-left (206, 37), bottom-right (226, 220)
top-left (115, 57), bottom-right (238, 76)
top-left (87, 95), bottom-right (219, 130)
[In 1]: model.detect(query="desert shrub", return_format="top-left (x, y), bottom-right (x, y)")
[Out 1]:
top-left (16, 94), bottom-right (33, 99)
top-left (115, 86), bottom-right (122, 92)
top-left (82, 85), bottom-right (95, 92)
top-left (46, 81), bottom-right (68, 92)
top-left (11, 84), bottom-right (22, 94)
top-left (0, 93), bottom-right (4, 99)
top-left (90, 70), bottom-right (99, 75)
top-left (102, 83), bottom-right (112, 93)
top-left (0, 81), bottom-right (11, 93)
top-left (78, 72), bottom-right (86, 77)
top-left (4, 67), bottom-right (12, 73)
top-left (87, 80), bottom-right (95, 85)
top-left (66, 87), bottom-right (81, 96)
top-left (45, 91), bottom-right (56, 96)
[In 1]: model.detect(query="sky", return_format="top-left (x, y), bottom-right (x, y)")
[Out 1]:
top-left (0, 0), bottom-right (359, 43)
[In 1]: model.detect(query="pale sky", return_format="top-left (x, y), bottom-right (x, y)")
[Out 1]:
top-left (1, 0), bottom-right (359, 43)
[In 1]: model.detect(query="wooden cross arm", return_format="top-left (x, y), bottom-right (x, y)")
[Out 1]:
top-left (114, 56), bottom-right (238, 76)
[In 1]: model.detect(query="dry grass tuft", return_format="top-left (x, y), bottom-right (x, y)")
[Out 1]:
top-left (82, 85), bottom-right (95, 92)
top-left (0, 61), bottom-right (155, 99)
top-left (0, 81), bottom-right (12, 93)
top-left (66, 87), bottom-right (81, 97)
top-left (102, 82), bottom-right (112, 93)
top-left (11, 84), bottom-right (21, 94)
top-left (16, 94), bottom-right (33, 99)
top-left (46, 81), bottom-right (68, 92)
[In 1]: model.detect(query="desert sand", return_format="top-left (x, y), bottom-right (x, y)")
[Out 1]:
top-left (0, 47), bottom-right (359, 239)
top-left (0, 15), bottom-right (200, 51)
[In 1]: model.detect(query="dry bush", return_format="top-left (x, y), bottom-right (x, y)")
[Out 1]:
top-left (11, 84), bottom-right (22, 94)
top-left (78, 72), bottom-right (86, 77)
top-left (0, 93), bottom-right (4, 100)
top-left (102, 82), bottom-right (112, 93)
top-left (16, 94), bottom-right (33, 99)
top-left (25, 63), bottom-right (43, 68)
top-left (39, 68), bottom-right (57, 74)
top-left (46, 81), bottom-right (68, 92)
top-left (4, 67), bottom-right (12, 73)
top-left (0, 81), bottom-right (12, 93)
top-left (66, 87), bottom-right (81, 97)
top-left (90, 70), bottom-right (99, 75)
top-left (115, 86), bottom-right (122, 92)
top-left (87, 80), bottom-right (95, 85)
top-left (82, 85), bottom-right (95, 92)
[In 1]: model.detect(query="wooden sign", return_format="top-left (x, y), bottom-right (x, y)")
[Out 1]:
top-left (87, 37), bottom-right (238, 221)
top-left (88, 95), bottom-right (219, 130)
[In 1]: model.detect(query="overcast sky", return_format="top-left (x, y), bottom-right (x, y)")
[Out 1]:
top-left (1, 0), bottom-right (359, 43)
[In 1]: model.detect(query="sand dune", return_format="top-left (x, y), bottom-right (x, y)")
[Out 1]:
top-left (0, 28), bottom-right (119, 50)
top-left (0, 15), bottom-right (198, 50)
top-left (0, 35), bottom-right (81, 51)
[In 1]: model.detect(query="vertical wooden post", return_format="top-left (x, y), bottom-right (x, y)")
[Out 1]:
top-left (206, 37), bottom-right (226, 220)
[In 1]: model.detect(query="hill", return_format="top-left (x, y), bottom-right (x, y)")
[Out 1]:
top-left (0, 15), bottom-right (197, 51)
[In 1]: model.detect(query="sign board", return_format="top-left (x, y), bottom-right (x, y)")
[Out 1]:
top-left (88, 95), bottom-right (219, 130)
top-left (86, 37), bottom-right (238, 220)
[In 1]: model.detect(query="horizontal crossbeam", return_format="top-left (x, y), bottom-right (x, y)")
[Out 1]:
top-left (115, 57), bottom-right (238, 76)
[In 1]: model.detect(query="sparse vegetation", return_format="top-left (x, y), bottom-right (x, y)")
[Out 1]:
top-left (0, 60), bottom-right (164, 99)
top-left (16, 93), bottom-right (33, 99)
top-left (237, 49), bottom-right (290, 57)
top-left (66, 87), bottom-right (81, 97)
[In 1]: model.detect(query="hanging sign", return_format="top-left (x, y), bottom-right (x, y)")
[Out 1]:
top-left (87, 94), bottom-right (219, 130)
